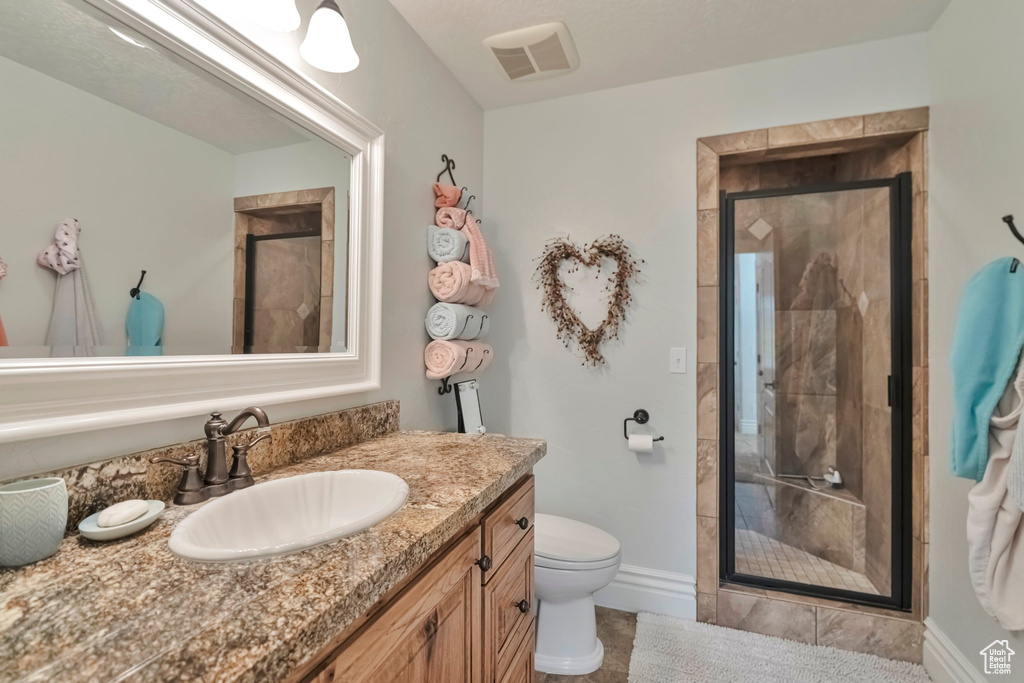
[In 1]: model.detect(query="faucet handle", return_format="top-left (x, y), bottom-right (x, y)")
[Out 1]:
top-left (150, 453), bottom-right (208, 505)
top-left (150, 453), bottom-right (200, 468)
top-left (227, 434), bottom-right (270, 491)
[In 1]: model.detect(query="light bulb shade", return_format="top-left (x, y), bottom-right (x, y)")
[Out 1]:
top-left (300, 0), bottom-right (360, 73)
top-left (249, 0), bottom-right (301, 32)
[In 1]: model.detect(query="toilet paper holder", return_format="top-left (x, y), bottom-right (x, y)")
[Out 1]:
top-left (623, 409), bottom-right (665, 442)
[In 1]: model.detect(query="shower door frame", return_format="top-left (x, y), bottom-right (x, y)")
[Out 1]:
top-left (718, 173), bottom-right (914, 611)
top-left (243, 228), bottom-right (324, 353)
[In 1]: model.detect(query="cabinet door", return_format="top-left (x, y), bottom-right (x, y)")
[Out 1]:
top-left (499, 621), bottom-right (535, 683)
top-left (484, 530), bottom-right (535, 682)
top-left (317, 529), bottom-right (482, 683)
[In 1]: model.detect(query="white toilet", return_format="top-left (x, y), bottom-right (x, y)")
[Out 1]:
top-left (533, 513), bottom-right (622, 675)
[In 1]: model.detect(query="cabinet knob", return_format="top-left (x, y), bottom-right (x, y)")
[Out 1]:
top-left (476, 555), bottom-right (492, 572)
top-left (516, 599), bottom-right (530, 614)
top-left (516, 517), bottom-right (529, 530)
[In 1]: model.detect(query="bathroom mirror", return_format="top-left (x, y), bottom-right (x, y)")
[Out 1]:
top-left (0, 0), bottom-right (383, 440)
top-left (0, 0), bottom-right (350, 357)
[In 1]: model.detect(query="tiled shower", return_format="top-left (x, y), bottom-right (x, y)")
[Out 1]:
top-left (724, 148), bottom-right (911, 604)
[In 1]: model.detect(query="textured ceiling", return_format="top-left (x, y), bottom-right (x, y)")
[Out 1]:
top-left (387, 0), bottom-right (951, 109)
top-left (0, 0), bottom-right (309, 154)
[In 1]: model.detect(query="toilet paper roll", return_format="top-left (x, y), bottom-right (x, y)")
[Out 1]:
top-left (628, 434), bottom-right (654, 453)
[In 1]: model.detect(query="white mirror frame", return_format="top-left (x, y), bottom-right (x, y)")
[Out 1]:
top-left (0, 0), bottom-right (384, 443)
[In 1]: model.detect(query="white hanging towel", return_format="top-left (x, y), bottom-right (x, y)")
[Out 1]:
top-left (37, 219), bottom-right (104, 355)
top-left (967, 353), bottom-right (1024, 630)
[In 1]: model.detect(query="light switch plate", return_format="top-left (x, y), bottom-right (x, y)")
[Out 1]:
top-left (670, 347), bottom-right (687, 374)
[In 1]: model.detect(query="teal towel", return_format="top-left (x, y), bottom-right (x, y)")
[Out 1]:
top-left (126, 291), bottom-right (164, 357)
top-left (951, 257), bottom-right (1024, 480)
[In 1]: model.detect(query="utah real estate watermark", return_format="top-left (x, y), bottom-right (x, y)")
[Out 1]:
top-left (980, 640), bottom-right (1015, 676)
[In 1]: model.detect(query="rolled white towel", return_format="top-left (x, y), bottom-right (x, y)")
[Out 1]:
top-left (427, 225), bottom-right (469, 264)
top-left (425, 303), bottom-right (489, 340)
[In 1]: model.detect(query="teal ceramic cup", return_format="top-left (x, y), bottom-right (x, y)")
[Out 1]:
top-left (0, 478), bottom-right (68, 566)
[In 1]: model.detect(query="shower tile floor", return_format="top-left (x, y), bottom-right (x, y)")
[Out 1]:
top-left (735, 528), bottom-right (880, 595)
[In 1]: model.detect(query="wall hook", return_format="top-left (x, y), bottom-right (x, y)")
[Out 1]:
top-left (436, 154), bottom-right (457, 185)
top-left (1004, 216), bottom-right (1022, 272)
top-left (129, 270), bottom-right (147, 299)
top-left (438, 377), bottom-right (453, 395)
top-left (623, 408), bottom-right (665, 442)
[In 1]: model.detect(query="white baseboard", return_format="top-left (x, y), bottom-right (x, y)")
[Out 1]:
top-left (594, 564), bottom-right (696, 620)
top-left (923, 618), bottom-right (986, 683)
top-left (738, 419), bottom-right (757, 435)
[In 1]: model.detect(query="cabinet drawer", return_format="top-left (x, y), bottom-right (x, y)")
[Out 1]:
top-left (482, 476), bottom-right (534, 581)
top-left (484, 529), bottom-right (535, 683)
top-left (498, 619), bottom-right (535, 683)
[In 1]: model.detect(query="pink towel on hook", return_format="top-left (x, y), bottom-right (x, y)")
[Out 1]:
top-left (435, 207), bottom-right (499, 289)
top-left (433, 183), bottom-right (462, 209)
top-left (424, 340), bottom-right (493, 380)
top-left (429, 261), bottom-right (495, 306)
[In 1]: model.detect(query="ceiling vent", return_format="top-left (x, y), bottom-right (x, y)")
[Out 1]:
top-left (483, 22), bottom-right (579, 82)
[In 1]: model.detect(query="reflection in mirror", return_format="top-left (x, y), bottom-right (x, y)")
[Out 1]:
top-left (0, 0), bottom-right (351, 358)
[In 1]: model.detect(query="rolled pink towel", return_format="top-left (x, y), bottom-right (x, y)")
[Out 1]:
top-left (435, 207), bottom-right (499, 288)
top-left (429, 261), bottom-right (494, 306)
top-left (425, 340), bottom-right (493, 379)
top-left (436, 206), bottom-right (467, 229)
top-left (433, 183), bottom-right (462, 208)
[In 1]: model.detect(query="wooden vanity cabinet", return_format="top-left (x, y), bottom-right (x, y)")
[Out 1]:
top-left (299, 475), bottom-right (536, 683)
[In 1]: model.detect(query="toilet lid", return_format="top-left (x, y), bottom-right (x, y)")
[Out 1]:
top-left (534, 513), bottom-right (621, 563)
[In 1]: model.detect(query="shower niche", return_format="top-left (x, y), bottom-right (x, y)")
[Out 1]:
top-left (720, 168), bottom-right (912, 609)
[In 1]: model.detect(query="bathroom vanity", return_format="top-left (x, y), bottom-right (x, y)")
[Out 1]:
top-left (294, 474), bottom-right (537, 683)
top-left (0, 414), bottom-right (546, 681)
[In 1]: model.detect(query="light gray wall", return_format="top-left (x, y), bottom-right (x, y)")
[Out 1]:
top-left (0, 0), bottom-right (483, 478)
top-left (927, 0), bottom-right (1024, 673)
top-left (483, 34), bottom-right (928, 581)
top-left (0, 53), bottom-right (235, 351)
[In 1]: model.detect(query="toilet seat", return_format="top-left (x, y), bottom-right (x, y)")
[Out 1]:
top-left (535, 551), bottom-right (621, 571)
top-left (534, 513), bottom-right (621, 570)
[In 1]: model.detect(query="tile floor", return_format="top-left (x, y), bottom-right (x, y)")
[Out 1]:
top-left (735, 528), bottom-right (879, 594)
top-left (535, 607), bottom-right (637, 683)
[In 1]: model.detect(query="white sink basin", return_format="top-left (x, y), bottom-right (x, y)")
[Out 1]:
top-left (168, 470), bottom-right (409, 561)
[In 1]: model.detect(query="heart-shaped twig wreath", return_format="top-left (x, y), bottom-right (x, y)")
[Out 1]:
top-left (534, 234), bottom-right (642, 366)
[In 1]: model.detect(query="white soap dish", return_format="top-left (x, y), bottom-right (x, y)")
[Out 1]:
top-left (78, 500), bottom-right (165, 541)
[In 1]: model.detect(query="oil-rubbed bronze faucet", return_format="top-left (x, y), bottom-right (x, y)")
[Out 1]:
top-left (151, 406), bottom-right (272, 505)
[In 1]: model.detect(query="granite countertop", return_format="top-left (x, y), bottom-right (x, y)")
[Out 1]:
top-left (0, 431), bottom-right (546, 682)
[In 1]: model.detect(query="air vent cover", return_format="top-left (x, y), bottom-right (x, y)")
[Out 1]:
top-left (483, 22), bottom-right (579, 82)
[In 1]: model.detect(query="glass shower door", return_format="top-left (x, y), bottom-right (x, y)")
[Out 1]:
top-left (244, 231), bottom-right (323, 353)
top-left (722, 175), bottom-right (913, 609)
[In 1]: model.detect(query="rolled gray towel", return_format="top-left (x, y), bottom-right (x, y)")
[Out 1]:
top-left (425, 302), bottom-right (489, 340)
top-left (427, 225), bottom-right (469, 264)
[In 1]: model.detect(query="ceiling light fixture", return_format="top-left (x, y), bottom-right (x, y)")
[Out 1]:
top-left (300, 0), bottom-right (360, 73)
top-left (249, 0), bottom-right (301, 33)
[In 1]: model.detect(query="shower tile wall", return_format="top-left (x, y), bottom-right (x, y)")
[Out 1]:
top-left (251, 235), bottom-right (322, 349)
top-left (835, 144), bottom-right (908, 595)
top-left (766, 192), bottom-right (839, 478)
top-left (727, 153), bottom-right (900, 591)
